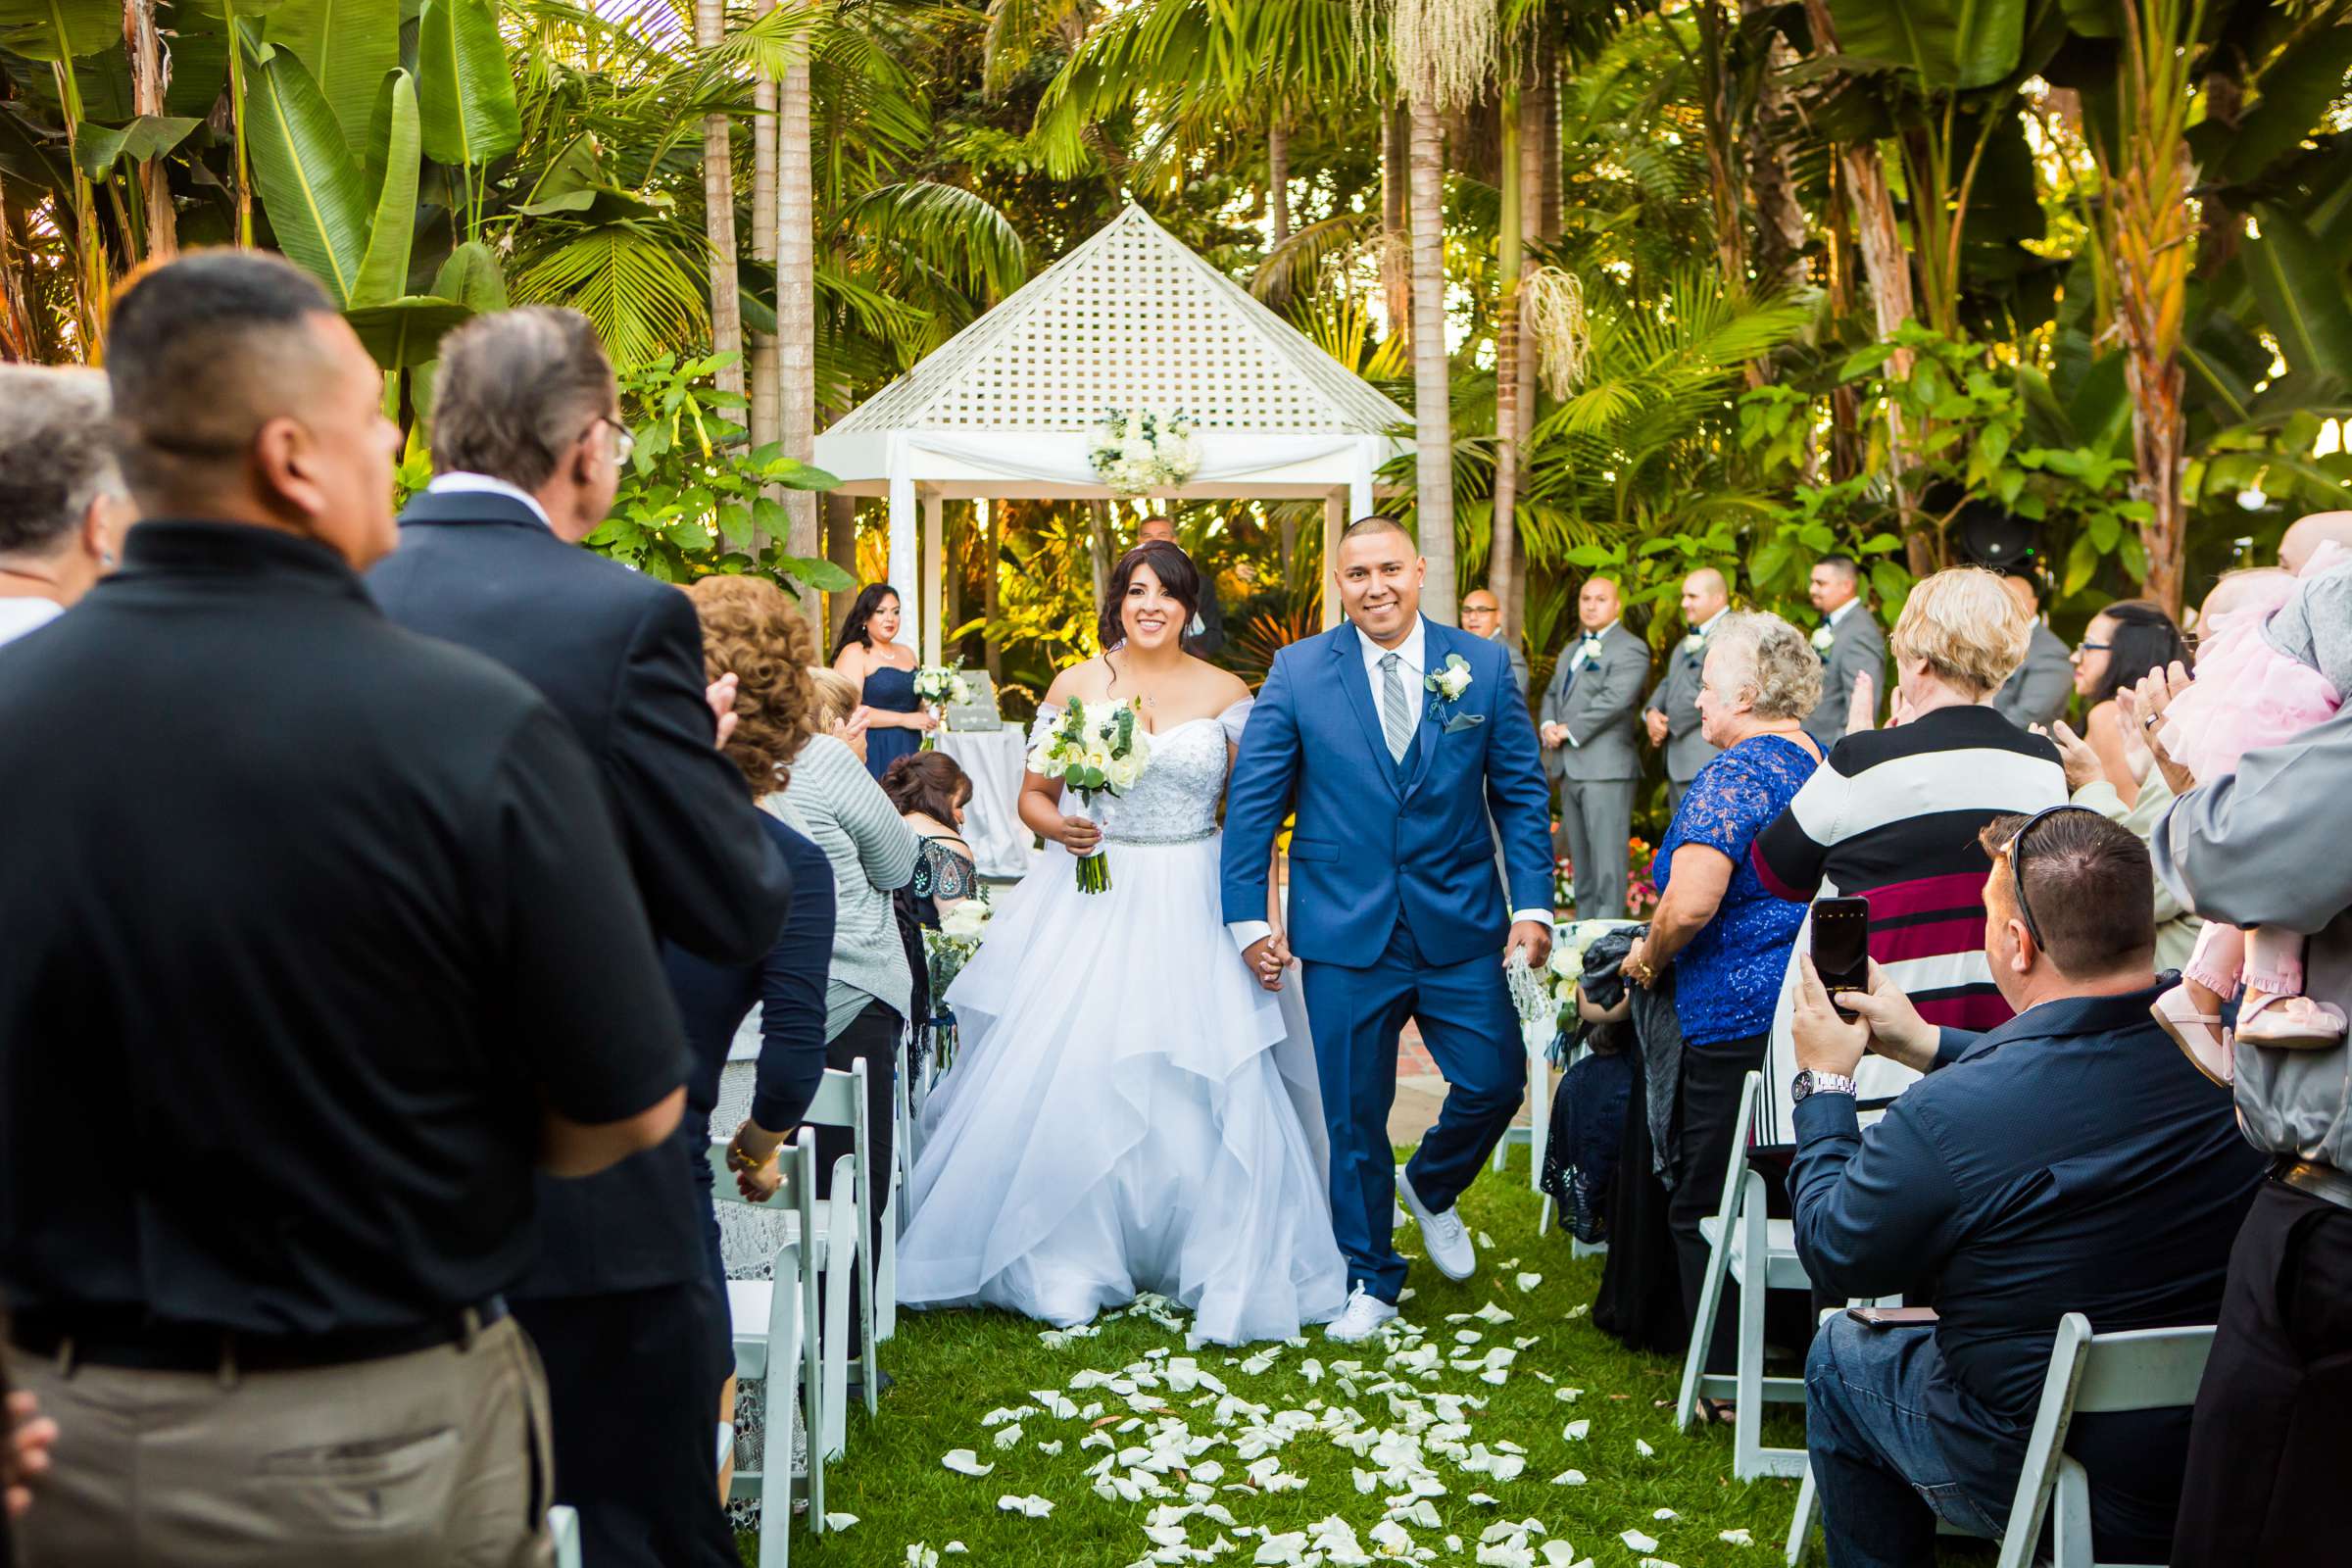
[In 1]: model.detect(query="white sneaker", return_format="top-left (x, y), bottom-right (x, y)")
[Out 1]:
top-left (1324, 1285), bottom-right (1399, 1344)
top-left (1396, 1167), bottom-right (1475, 1281)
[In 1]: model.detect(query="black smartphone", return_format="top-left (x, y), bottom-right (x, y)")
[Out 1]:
top-left (1811, 896), bottom-right (1872, 1020)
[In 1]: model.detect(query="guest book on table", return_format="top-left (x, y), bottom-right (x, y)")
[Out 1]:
top-left (945, 670), bottom-right (1004, 732)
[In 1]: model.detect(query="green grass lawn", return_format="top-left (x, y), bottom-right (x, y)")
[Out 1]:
top-left (743, 1149), bottom-right (1994, 1566)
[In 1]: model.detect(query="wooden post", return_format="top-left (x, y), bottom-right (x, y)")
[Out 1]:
top-left (1322, 491), bottom-right (1348, 631)
top-left (921, 491), bottom-right (945, 665)
top-left (982, 499), bottom-right (1002, 681)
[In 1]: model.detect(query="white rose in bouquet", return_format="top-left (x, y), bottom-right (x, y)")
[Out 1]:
top-left (939, 898), bottom-right (992, 943)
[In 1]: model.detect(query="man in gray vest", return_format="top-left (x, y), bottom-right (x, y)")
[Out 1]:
top-left (1802, 554), bottom-right (1886, 748)
top-left (1992, 571), bottom-right (2073, 730)
top-left (1643, 566), bottom-right (1730, 812)
top-left (1540, 576), bottom-right (1647, 918)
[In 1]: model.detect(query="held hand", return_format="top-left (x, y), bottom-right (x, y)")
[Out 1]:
top-left (1620, 934), bottom-right (1657, 990)
top-left (1243, 935), bottom-right (1289, 993)
top-left (1540, 722), bottom-right (1568, 750)
top-left (1505, 919), bottom-right (1553, 971)
top-left (727, 1122), bottom-right (784, 1200)
top-left (1792, 956), bottom-right (1871, 1078)
top-left (1059, 813), bottom-right (1102, 856)
top-left (1845, 671), bottom-right (1878, 736)
top-left (912, 707), bottom-right (941, 733)
top-left (2036, 719), bottom-right (2105, 795)
top-left (706, 672), bottom-right (741, 749)
top-left (5, 1389), bottom-right (58, 1521)
top-left (1836, 959), bottom-right (1939, 1074)
top-left (1644, 710), bottom-right (1670, 747)
top-left (2119, 675), bottom-right (2196, 795)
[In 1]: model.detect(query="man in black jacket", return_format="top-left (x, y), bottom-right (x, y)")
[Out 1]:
top-left (370, 307), bottom-right (791, 1567)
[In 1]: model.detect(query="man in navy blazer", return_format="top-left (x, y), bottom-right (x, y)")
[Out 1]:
top-left (369, 308), bottom-right (789, 1568)
top-left (1221, 515), bottom-right (1554, 1342)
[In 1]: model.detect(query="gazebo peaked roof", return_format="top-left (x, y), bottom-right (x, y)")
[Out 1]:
top-left (828, 202), bottom-right (1408, 440)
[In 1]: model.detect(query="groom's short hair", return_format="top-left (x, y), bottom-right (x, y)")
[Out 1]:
top-left (1343, 514), bottom-right (1413, 545)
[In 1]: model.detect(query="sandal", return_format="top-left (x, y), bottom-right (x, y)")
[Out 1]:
top-left (2233, 993), bottom-right (2348, 1052)
top-left (2151, 984), bottom-right (2232, 1086)
top-left (1695, 1396), bottom-right (1738, 1427)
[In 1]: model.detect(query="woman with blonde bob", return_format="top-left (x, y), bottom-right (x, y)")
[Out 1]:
top-left (1747, 567), bottom-right (2068, 1144)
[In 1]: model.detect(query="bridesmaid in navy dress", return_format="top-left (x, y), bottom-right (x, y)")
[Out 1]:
top-left (831, 582), bottom-right (933, 780)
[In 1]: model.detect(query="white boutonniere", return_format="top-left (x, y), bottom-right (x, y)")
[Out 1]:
top-left (1680, 632), bottom-right (1706, 657)
top-left (1810, 624), bottom-right (1836, 654)
top-left (1426, 652), bottom-right (1472, 702)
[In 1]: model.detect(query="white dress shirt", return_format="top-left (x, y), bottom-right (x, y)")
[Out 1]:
top-left (0, 597), bottom-right (63, 649)
top-left (1825, 597), bottom-right (1859, 630)
top-left (425, 471), bottom-right (554, 530)
top-left (1230, 614), bottom-right (1548, 954)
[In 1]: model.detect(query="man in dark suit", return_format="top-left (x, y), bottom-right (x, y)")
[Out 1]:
top-left (1140, 514), bottom-right (1224, 658)
top-left (1803, 554), bottom-right (1887, 748)
top-left (369, 307), bottom-right (791, 1568)
top-left (1993, 571), bottom-right (2073, 730)
top-left (1539, 576), bottom-right (1648, 917)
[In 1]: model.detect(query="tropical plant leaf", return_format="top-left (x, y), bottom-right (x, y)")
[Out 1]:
top-left (71, 115), bottom-right (200, 178)
top-left (0, 0), bottom-right (121, 61)
top-left (838, 181), bottom-right (1028, 300)
top-left (267, 0), bottom-right (401, 153)
top-left (2245, 202), bottom-right (2352, 385)
top-left (345, 294), bottom-right (471, 368)
top-left (242, 40), bottom-right (370, 307)
top-left (431, 238), bottom-right (508, 312)
top-left (1820, 0), bottom-right (2027, 90)
top-left (353, 68), bottom-right (417, 308)
top-left (513, 221), bottom-right (708, 369)
top-left (416, 0), bottom-right (519, 168)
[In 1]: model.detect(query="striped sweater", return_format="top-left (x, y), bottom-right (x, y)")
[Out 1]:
top-left (1750, 703), bottom-right (2065, 1143)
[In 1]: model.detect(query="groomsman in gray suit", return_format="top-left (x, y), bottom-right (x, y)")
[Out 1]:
top-left (1643, 566), bottom-right (1730, 812)
top-left (1801, 554), bottom-right (1886, 748)
top-left (1993, 571), bottom-right (2073, 730)
top-left (1541, 576), bottom-right (1647, 918)
top-left (1460, 586), bottom-right (1530, 696)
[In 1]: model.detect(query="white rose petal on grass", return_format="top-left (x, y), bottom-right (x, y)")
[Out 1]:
top-left (996, 1494), bottom-right (1054, 1518)
top-left (1473, 1302), bottom-right (1515, 1325)
top-left (1548, 1469), bottom-right (1587, 1486)
top-left (1719, 1529), bottom-right (1755, 1546)
top-left (1035, 1439), bottom-right (1064, 1456)
top-left (1538, 1544), bottom-right (1582, 1568)
top-left (1636, 1439), bottom-right (1656, 1457)
top-left (1477, 1231), bottom-right (1495, 1249)
top-left (1514, 1273), bottom-right (1543, 1293)
top-left (1556, 1387), bottom-right (1584, 1402)
top-left (1562, 1419), bottom-right (1590, 1441)
top-left (1619, 1530), bottom-right (1658, 1552)
top-left (945, 1544), bottom-right (968, 1556)
top-left (941, 1449), bottom-right (994, 1477)
top-left (906, 1545), bottom-right (940, 1568)
top-left (1565, 1303), bottom-right (1591, 1319)
top-left (1651, 1508), bottom-right (1677, 1520)
top-left (823, 1512), bottom-right (859, 1531)
top-left (1638, 1560), bottom-right (1684, 1568)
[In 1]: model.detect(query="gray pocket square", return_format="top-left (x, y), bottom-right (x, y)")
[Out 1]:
top-left (1443, 711), bottom-right (1486, 735)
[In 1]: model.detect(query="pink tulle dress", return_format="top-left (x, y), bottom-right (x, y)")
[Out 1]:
top-left (2160, 573), bottom-right (2342, 782)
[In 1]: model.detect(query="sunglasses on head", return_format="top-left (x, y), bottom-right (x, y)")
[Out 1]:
top-left (2000, 804), bottom-right (2106, 955)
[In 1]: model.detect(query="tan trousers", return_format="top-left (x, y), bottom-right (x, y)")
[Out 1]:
top-left (13, 1315), bottom-right (554, 1568)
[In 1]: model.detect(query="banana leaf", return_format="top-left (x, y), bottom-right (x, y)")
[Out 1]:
top-left (241, 39), bottom-right (369, 307)
top-left (414, 0), bottom-right (516, 169)
top-left (345, 293), bottom-right (469, 368)
top-left (266, 0), bottom-right (402, 155)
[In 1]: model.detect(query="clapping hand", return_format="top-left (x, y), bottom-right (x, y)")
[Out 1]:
top-left (706, 672), bottom-right (741, 748)
top-left (1845, 671), bottom-right (1878, 735)
top-left (2034, 719), bottom-right (2105, 795)
top-left (2118, 661), bottom-right (2196, 795)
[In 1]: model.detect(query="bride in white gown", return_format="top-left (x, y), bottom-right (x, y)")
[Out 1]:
top-left (895, 541), bottom-right (1348, 1346)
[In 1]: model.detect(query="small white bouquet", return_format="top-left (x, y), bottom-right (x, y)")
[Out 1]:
top-left (1087, 408), bottom-right (1200, 496)
top-left (922, 893), bottom-right (992, 1067)
top-left (1027, 696), bottom-right (1152, 893)
top-left (911, 663), bottom-right (973, 750)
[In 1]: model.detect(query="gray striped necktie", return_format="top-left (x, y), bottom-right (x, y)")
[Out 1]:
top-left (1379, 651), bottom-right (1413, 762)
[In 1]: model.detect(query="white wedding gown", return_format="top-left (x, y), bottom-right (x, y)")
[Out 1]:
top-left (895, 700), bottom-right (1348, 1346)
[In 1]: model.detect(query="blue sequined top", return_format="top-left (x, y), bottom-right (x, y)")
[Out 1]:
top-left (1658, 733), bottom-right (1819, 1048)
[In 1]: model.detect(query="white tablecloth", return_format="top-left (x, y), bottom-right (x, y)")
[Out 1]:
top-left (937, 727), bottom-right (1037, 877)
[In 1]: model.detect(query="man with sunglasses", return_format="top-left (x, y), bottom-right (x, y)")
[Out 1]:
top-left (1784, 806), bottom-right (2262, 1568)
top-left (369, 308), bottom-right (791, 1568)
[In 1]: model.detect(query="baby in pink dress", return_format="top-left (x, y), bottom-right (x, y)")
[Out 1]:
top-left (2152, 542), bottom-right (2352, 1081)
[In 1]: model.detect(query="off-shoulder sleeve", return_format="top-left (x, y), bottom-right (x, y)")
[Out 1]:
top-left (1026, 705), bottom-right (1061, 753)
top-left (1217, 698), bottom-right (1256, 744)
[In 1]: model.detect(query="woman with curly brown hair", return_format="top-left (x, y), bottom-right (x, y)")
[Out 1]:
top-left (659, 576), bottom-right (840, 1481)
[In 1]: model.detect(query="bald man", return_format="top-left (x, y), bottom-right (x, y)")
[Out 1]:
top-left (1642, 567), bottom-right (1730, 811)
top-left (1460, 587), bottom-right (1529, 696)
top-left (1540, 576), bottom-right (1647, 917)
top-left (1992, 573), bottom-right (2073, 731)
top-left (2279, 510), bottom-right (2352, 575)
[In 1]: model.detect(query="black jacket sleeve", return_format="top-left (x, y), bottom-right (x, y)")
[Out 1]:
top-left (604, 588), bottom-right (794, 963)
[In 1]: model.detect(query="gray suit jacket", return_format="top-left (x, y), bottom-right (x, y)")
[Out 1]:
top-left (1802, 606), bottom-right (1886, 749)
top-left (1489, 630), bottom-right (1531, 698)
top-left (1994, 622), bottom-right (2073, 731)
top-left (1541, 624), bottom-right (1647, 782)
top-left (1642, 630), bottom-right (1718, 784)
top-left (2157, 703), bottom-right (2352, 1170)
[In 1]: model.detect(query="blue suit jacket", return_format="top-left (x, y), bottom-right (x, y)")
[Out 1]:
top-left (1221, 617), bottom-right (1554, 969)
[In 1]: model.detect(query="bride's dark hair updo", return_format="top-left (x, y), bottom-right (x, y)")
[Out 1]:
top-left (1097, 540), bottom-right (1202, 656)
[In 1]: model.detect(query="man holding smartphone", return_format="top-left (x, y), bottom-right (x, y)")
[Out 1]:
top-left (1784, 808), bottom-right (2260, 1568)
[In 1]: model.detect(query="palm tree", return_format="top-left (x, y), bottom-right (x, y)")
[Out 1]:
top-left (696, 0), bottom-right (744, 399)
top-left (778, 7), bottom-right (820, 616)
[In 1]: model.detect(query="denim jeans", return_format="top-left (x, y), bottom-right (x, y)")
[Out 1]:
top-left (1805, 1313), bottom-right (2009, 1568)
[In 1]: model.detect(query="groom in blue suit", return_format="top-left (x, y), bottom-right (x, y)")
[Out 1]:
top-left (1222, 515), bottom-right (1555, 1340)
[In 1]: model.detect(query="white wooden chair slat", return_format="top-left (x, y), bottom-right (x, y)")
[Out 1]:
top-left (549, 1505), bottom-right (582, 1568)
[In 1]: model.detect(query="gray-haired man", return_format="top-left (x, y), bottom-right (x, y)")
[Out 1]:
top-left (0, 367), bottom-right (133, 647)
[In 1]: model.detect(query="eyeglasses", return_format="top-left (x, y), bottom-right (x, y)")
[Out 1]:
top-left (2074, 639), bottom-right (2112, 654)
top-left (2001, 804), bottom-right (2106, 955)
top-left (585, 415), bottom-right (635, 466)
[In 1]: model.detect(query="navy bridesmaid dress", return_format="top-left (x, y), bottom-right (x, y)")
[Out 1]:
top-left (860, 662), bottom-right (921, 780)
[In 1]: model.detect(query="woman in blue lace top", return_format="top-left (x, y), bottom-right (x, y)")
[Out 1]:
top-left (1620, 612), bottom-right (1823, 1401)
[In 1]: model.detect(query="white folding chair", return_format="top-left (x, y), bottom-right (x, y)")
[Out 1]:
top-left (709, 1131), bottom-right (856, 1564)
top-left (549, 1505), bottom-right (582, 1568)
top-left (1674, 1069), bottom-right (1810, 1479)
top-left (1784, 1313), bottom-right (2215, 1566)
top-left (798, 1059), bottom-right (885, 1426)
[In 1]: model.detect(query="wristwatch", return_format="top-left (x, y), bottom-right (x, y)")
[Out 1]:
top-left (1790, 1069), bottom-right (1858, 1102)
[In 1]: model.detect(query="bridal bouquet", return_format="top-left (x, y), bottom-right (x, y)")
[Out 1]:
top-left (1027, 696), bottom-right (1152, 893)
top-left (1087, 408), bottom-right (1200, 496)
top-left (911, 663), bottom-right (973, 750)
top-left (922, 895), bottom-right (991, 1070)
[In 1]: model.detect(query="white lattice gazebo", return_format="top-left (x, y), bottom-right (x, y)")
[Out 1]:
top-left (815, 204), bottom-right (1412, 660)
